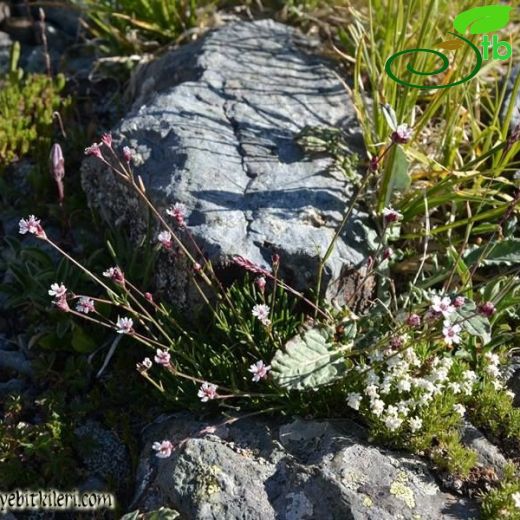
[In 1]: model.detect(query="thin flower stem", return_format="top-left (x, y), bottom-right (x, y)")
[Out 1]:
top-left (45, 239), bottom-right (117, 297)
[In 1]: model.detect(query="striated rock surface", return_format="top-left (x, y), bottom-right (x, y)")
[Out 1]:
top-left (81, 20), bottom-right (371, 310)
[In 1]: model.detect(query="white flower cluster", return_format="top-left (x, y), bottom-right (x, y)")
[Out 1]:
top-left (347, 347), bottom-right (479, 433)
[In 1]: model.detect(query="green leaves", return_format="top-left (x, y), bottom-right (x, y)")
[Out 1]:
top-left (453, 5), bottom-right (511, 35)
top-left (379, 144), bottom-right (410, 211)
top-left (464, 239), bottom-right (520, 267)
top-left (271, 328), bottom-right (346, 390)
top-left (453, 301), bottom-right (491, 344)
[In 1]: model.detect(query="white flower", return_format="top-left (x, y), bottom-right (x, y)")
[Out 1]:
top-left (116, 316), bottom-right (134, 334)
top-left (365, 370), bottom-right (380, 385)
top-left (485, 352), bottom-right (500, 365)
top-left (442, 321), bottom-right (462, 345)
top-left (397, 402), bottom-right (410, 416)
top-left (365, 384), bottom-right (379, 399)
top-left (492, 380), bottom-right (504, 391)
top-left (462, 370), bottom-right (477, 383)
top-left (513, 491), bottom-right (520, 509)
top-left (448, 382), bottom-right (461, 394)
top-left (48, 283), bottom-right (67, 298)
top-left (154, 349), bottom-right (171, 367)
top-left (409, 417), bottom-right (423, 432)
top-left (166, 202), bottom-right (188, 226)
top-left (157, 230), bottom-right (172, 249)
top-left (370, 398), bottom-right (385, 417)
top-left (248, 360), bottom-right (271, 382)
top-left (431, 295), bottom-right (456, 318)
top-left (384, 409), bottom-right (403, 431)
top-left (19, 215), bottom-right (45, 237)
top-left (453, 403), bottom-right (466, 417)
top-left (252, 304), bottom-right (271, 326)
top-left (152, 440), bottom-right (174, 458)
top-left (198, 382), bottom-right (218, 402)
top-left (379, 378), bottom-right (392, 395)
top-left (347, 392), bottom-right (362, 411)
top-left (506, 390), bottom-right (515, 400)
top-left (485, 364), bottom-right (501, 378)
top-left (142, 357), bottom-right (152, 369)
top-left (75, 296), bottom-right (95, 314)
top-left (397, 377), bottom-right (412, 393)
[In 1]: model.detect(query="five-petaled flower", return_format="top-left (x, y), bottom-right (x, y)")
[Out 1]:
top-left (382, 207), bottom-right (403, 224)
top-left (248, 360), bottom-right (271, 382)
top-left (431, 295), bottom-right (455, 318)
top-left (198, 382), bottom-right (218, 402)
top-left (166, 202), bottom-right (187, 227)
top-left (154, 349), bottom-right (171, 367)
top-left (152, 440), bottom-right (174, 458)
top-left (103, 266), bottom-right (125, 285)
top-left (347, 392), bottom-right (362, 410)
top-left (84, 143), bottom-right (103, 158)
top-left (391, 123), bottom-right (413, 144)
top-left (453, 403), bottom-right (466, 417)
top-left (76, 296), bottom-right (95, 314)
top-left (116, 316), bottom-right (134, 334)
top-left (252, 304), bottom-right (271, 326)
top-left (101, 133), bottom-right (112, 148)
top-left (19, 215), bottom-right (46, 238)
top-left (442, 321), bottom-right (462, 345)
top-left (157, 230), bottom-right (173, 249)
top-left (48, 283), bottom-right (67, 299)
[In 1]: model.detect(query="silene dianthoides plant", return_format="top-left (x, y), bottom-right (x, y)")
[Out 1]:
top-left (18, 129), bottom-right (519, 462)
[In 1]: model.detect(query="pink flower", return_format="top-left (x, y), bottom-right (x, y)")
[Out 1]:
top-left (430, 295), bottom-right (455, 318)
top-left (84, 143), bottom-right (103, 158)
top-left (369, 155), bottom-right (379, 171)
top-left (252, 304), bottom-right (271, 326)
top-left (76, 296), bottom-right (95, 314)
top-left (101, 133), bottom-right (112, 148)
top-left (157, 230), bottom-right (173, 249)
top-left (49, 143), bottom-right (65, 203)
top-left (19, 215), bottom-right (46, 238)
top-left (479, 301), bottom-right (496, 317)
top-left (391, 123), bottom-right (413, 144)
top-left (382, 207), bottom-right (403, 224)
top-left (407, 314), bottom-right (421, 327)
top-left (193, 262), bottom-right (202, 273)
top-left (383, 247), bottom-right (393, 260)
top-left (255, 276), bottom-right (266, 292)
top-left (248, 360), bottom-right (271, 382)
top-left (48, 283), bottom-right (67, 298)
top-left (233, 256), bottom-right (271, 276)
top-left (453, 296), bottom-right (465, 308)
top-left (122, 146), bottom-right (134, 163)
top-left (145, 292), bottom-right (154, 303)
top-left (53, 295), bottom-right (70, 313)
top-left (103, 266), bottom-right (125, 286)
top-left (152, 440), bottom-right (174, 458)
top-left (442, 321), bottom-right (462, 345)
top-left (154, 349), bottom-right (171, 367)
top-left (197, 382), bottom-right (218, 402)
top-left (166, 203), bottom-right (187, 227)
top-left (116, 316), bottom-right (134, 334)
top-left (272, 253), bottom-right (280, 267)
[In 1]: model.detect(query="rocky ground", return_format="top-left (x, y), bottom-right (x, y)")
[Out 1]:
top-left (1, 3), bottom-right (520, 519)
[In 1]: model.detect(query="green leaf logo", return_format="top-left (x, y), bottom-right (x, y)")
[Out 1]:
top-left (453, 5), bottom-right (512, 35)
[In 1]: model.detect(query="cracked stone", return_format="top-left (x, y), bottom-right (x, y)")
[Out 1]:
top-left (81, 20), bottom-right (373, 312)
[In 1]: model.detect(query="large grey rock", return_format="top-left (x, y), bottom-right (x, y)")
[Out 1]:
top-left (81, 20), bottom-right (370, 310)
top-left (130, 414), bottom-right (478, 519)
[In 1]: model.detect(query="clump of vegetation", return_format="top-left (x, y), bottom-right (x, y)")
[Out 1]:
top-left (0, 43), bottom-right (68, 171)
top-left (481, 464), bottom-right (520, 519)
